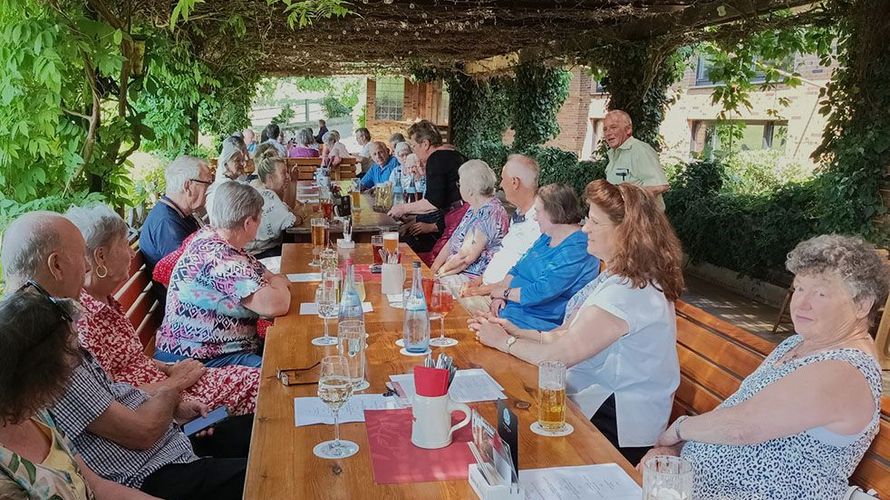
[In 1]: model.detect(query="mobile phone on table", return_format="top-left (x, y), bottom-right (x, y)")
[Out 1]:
top-left (183, 406), bottom-right (229, 436)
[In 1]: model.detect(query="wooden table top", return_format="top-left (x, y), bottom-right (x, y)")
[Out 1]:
top-left (244, 243), bottom-right (641, 499)
top-left (286, 181), bottom-right (399, 235)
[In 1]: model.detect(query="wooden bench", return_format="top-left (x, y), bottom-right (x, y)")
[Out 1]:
top-left (675, 300), bottom-right (890, 497)
top-left (112, 239), bottom-right (163, 355)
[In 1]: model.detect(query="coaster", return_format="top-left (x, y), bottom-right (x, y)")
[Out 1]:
top-left (429, 337), bottom-right (459, 347)
top-left (394, 339), bottom-right (404, 347)
top-left (530, 422), bottom-right (574, 437)
top-left (399, 347), bottom-right (431, 357)
top-left (353, 379), bottom-right (371, 391)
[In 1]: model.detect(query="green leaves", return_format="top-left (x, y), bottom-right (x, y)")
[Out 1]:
top-left (510, 62), bottom-right (571, 149)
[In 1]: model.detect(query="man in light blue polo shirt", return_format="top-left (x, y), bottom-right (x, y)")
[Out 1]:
top-left (603, 110), bottom-right (669, 210)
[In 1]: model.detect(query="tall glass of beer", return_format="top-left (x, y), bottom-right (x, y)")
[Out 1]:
top-left (382, 231), bottom-right (399, 255)
top-left (310, 217), bottom-right (328, 267)
top-left (538, 360), bottom-right (567, 432)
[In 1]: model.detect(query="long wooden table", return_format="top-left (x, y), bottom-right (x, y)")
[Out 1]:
top-left (244, 243), bottom-right (640, 499)
top-left (285, 181), bottom-right (399, 243)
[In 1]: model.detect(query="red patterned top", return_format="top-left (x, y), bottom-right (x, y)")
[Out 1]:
top-left (76, 290), bottom-right (259, 415)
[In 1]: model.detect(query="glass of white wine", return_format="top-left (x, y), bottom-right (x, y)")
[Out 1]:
top-left (311, 284), bottom-right (338, 346)
top-left (313, 355), bottom-right (359, 459)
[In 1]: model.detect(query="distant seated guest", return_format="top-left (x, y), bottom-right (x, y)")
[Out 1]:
top-left (354, 127), bottom-right (372, 173)
top-left (206, 135), bottom-right (248, 211)
top-left (647, 234), bottom-right (889, 499)
top-left (288, 128), bottom-right (320, 158)
top-left (431, 160), bottom-right (509, 281)
top-left (389, 132), bottom-right (406, 152)
top-left (321, 130), bottom-right (350, 170)
top-left (140, 155), bottom-right (211, 271)
top-left (66, 204), bottom-right (260, 416)
top-left (243, 128), bottom-right (257, 156)
top-left (0, 289), bottom-right (154, 499)
top-left (359, 141), bottom-right (399, 190)
top-left (261, 123), bottom-right (287, 157)
top-left (391, 148), bottom-right (424, 196)
top-left (314, 119), bottom-right (328, 144)
top-left (156, 182), bottom-right (292, 369)
top-left (484, 184), bottom-right (599, 331)
top-left (246, 151), bottom-right (302, 258)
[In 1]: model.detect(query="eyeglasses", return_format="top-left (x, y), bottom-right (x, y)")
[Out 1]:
top-left (190, 178), bottom-right (213, 186)
top-left (18, 280), bottom-right (73, 323)
top-left (275, 360), bottom-right (322, 387)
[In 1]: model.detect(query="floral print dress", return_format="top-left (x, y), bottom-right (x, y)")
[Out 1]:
top-left (446, 197), bottom-right (510, 277)
top-left (77, 291), bottom-right (259, 415)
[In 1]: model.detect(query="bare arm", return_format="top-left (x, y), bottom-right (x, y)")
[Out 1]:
top-left (389, 198), bottom-right (437, 218)
top-left (86, 387), bottom-right (180, 450)
top-left (243, 279), bottom-right (291, 317)
top-left (438, 229), bottom-right (488, 277)
top-left (77, 455), bottom-right (160, 499)
top-left (646, 185), bottom-right (669, 196)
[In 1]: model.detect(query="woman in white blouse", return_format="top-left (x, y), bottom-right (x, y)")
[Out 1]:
top-left (471, 179), bottom-right (685, 464)
top-left (246, 149), bottom-right (302, 257)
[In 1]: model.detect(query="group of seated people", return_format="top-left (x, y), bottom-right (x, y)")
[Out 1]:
top-left (1, 107), bottom-right (887, 499)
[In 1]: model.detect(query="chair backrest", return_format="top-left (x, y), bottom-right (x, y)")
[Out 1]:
top-left (113, 243), bottom-right (162, 352)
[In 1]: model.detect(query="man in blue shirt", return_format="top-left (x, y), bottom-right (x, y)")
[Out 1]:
top-left (140, 156), bottom-right (212, 272)
top-left (360, 141), bottom-right (400, 190)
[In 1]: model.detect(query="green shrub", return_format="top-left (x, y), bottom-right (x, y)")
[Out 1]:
top-left (322, 96), bottom-right (350, 118)
top-left (719, 150), bottom-right (808, 196)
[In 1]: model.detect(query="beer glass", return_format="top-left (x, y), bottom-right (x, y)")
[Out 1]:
top-left (310, 217), bottom-right (328, 267)
top-left (371, 235), bottom-right (384, 265)
top-left (538, 360), bottom-right (567, 432)
top-left (643, 456), bottom-right (693, 500)
top-left (382, 231), bottom-right (399, 254)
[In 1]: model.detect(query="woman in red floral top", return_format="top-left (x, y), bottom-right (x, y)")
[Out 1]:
top-left (67, 204), bottom-right (259, 415)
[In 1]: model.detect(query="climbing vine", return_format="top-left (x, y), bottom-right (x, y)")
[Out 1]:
top-left (440, 71), bottom-right (512, 159)
top-left (509, 61), bottom-right (571, 149)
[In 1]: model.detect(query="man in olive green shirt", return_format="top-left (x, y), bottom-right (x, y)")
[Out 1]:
top-left (603, 110), bottom-right (669, 210)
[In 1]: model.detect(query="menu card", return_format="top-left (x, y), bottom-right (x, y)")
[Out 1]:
top-left (389, 369), bottom-right (506, 404)
top-left (519, 464), bottom-right (641, 500)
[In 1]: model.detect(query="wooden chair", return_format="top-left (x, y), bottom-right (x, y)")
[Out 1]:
top-left (674, 301), bottom-right (890, 498)
top-left (771, 285), bottom-right (794, 333)
top-left (113, 241), bottom-right (163, 355)
top-left (874, 293), bottom-right (890, 370)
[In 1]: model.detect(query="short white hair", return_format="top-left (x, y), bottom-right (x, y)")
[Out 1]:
top-left (209, 181), bottom-right (264, 230)
top-left (219, 137), bottom-right (243, 169)
top-left (403, 153), bottom-right (419, 169)
top-left (504, 154), bottom-right (540, 190)
top-left (65, 204), bottom-right (128, 258)
top-left (322, 131), bottom-right (338, 146)
top-left (394, 142), bottom-right (412, 157)
top-left (604, 110), bottom-right (633, 129)
top-left (458, 160), bottom-right (497, 197)
top-left (165, 156), bottom-right (206, 196)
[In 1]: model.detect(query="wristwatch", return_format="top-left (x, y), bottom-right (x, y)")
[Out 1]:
top-left (505, 335), bottom-right (518, 353)
top-left (502, 287), bottom-right (511, 301)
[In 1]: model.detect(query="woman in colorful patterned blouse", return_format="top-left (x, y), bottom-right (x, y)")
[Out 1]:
top-left (66, 204), bottom-right (260, 415)
top-left (0, 285), bottom-right (156, 499)
top-left (156, 181), bottom-right (292, 368)
top-left (430, 160), bottom-right (509, 283)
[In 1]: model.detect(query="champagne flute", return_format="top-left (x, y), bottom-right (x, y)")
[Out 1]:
top-left (312, 285), bottom-right (338, 346)
top-left (313, 355), bottom-right (359, 459)
top-left (429, 281), bottom-right (458, 347)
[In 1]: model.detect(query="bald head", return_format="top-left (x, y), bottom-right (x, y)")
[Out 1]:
top-left (1, 211), bottom-right (88, 298)
top-left (500, 154), bottom-right (539, 209)
top-left (603, 110), bottom-right (634, 149)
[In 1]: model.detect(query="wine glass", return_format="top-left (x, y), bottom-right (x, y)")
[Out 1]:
top-left (312, 285), bottom-right (338, 346)
top-left (313, 355), bottom-right (359, 459)
top-left (429, 281), bottom-right (458, 347)
top-left (353, 274), bottom-right (366, 303)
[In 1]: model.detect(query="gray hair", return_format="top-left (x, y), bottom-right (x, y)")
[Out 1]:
top-left (65, 204), bottom-right (128, 260)
top-left (165, 156), bottom-right (206, 196)
top-left (605, 109), bottom-right (633, 129)
top-left (219, 136), bottom-right (243, 170)
top-left (0, 212), bottom-right (63, 286)
top-left (209, 182), bottom-right (264, 230)
top-left (505, 154), bottom-right (540, 190)
top-left (322, 131), bottom-right (338, 147)
top-left (394, 141), bottom-right (412, 157)
top-left (402, 153), bottom-right (419, 169)
top-left (297, 128), bottom-right (314, 147)
top-left (458, 160), bottom-right (497, 197)
top-left (787, 234), bottom-right (890, 317)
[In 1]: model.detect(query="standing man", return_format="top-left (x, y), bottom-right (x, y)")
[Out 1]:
top-left (602, 110), bottom-right (669, 210)
top-left (315, 119), bottom-right (329, 144)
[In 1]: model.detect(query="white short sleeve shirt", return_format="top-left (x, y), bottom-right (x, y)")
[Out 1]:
top-left (566, 273), bottom-right (679, 447)
top-left (481, 205), bottom-right (541, 284)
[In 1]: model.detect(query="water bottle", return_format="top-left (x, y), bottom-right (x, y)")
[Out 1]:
top-left (403, 261), bottom-right (430, 353)
top-left (392, 175), bottom-right (404, 206)
top-left (338, 260), bottom-right (364, 323)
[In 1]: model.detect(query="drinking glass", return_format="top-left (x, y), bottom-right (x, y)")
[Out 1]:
top-left (538, 360), bottom-right (567, 432)
top-left (321, 268), bottom-right (341, 302)
top-left (313, 355), bottom-right (359, 459)
top-left (382, 231), bottom-right (399, 255)
top-left (312, 284), bottom-right (338, 346)
top-left (371, 235), bottom-right (384, 266)
top-left (642, 456), bottom-right (693, 500)
top-left (352, 274), bottom-right (366, 303)
top-left (320, 248), bottom-right (338, 272)
top-left (422, 278), bottom-right (441, 321)
top-left (321, 198), bottom-right (334, 220)
top-left (310, 217), bottom-right (328, 267)
top-left (429, 281), bottom-right (458, 347)
top-left (338, 319), bottom-right (369, 391)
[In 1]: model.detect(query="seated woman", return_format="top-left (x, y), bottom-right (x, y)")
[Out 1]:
top-left (644, 234), bottom-right (888, 499)
top-left (65, 204), bottom-right (260, 416)
top-left (246, 151), bottom-right (303, 258)
top-left (484, 184), bottom-right (599, 331)
top-left (156, 181), bottom-right (292, 368)
top-left (0, 286), bottom-right (155, 499)
top-left (321, 130), bottom-right (351, 171)
top-left (288, 128), bottom-right (320, 158)
top-left (206, 136), bottom-right (247, 212)
top-left (470, 180), bottom-right (684, 464)
top-left (430, 160), bottom-right (509, 284)
top-left (359, 142), bottom-right (400, 190)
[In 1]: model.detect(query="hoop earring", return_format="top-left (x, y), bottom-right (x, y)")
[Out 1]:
top-left (95, 264), bottom-right (108, 279)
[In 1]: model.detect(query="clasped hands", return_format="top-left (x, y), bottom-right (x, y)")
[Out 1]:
top-left (468, 311), bottom-right (520, 353)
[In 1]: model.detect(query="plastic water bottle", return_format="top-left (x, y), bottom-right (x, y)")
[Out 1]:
top-left (338, 260), bottom-right (364, 323)
top-left (402, 261), bottom-right (430, 353)
top-left (392, 176), bottom-right (404, 206)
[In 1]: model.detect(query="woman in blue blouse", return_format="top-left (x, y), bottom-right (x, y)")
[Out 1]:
top-left (486, 184), bottom-right (599, 330)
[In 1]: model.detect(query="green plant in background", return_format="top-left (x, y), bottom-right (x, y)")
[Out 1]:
top-left (509, 61), bottom-right (571, 149)
top-left (321, 96), bottom-right (350, 118)
top-left (272, 104), bottom-right (296, 125)
top-left (443, 72), bottom-right (513, 160)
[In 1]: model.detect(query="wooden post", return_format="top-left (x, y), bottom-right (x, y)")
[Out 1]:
top-left (876, 294), bottom-right (890, 370)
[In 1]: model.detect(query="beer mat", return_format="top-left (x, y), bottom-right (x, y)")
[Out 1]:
top-left (530, 422), bottom-right (574, 437)
top-left (339, 263), bottom-right (381, 283)
top-left (287, 272), bottom-right (322, 282)
top-left (299, 302), bottom-right (373, 315)
top-left (364, 408), bottom-right (475, 484)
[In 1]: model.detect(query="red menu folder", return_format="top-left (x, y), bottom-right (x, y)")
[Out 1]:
top-left (364, 408), bottom-right (475, 484)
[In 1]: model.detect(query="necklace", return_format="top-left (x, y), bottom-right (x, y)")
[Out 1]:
top-left (784, 334), bottom-right (871, 363)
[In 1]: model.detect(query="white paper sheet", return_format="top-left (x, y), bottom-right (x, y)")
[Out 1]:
top-left (287, 272), bottom-right (322, 282)
top-left (389, 368), bottom-right (506, 404)
top-left (293, 394), bottom-right (397, 426)
top-left (299, 302), bottom-right (373, 315)
top-left (519, 464), bottom-right (641, 500)
top-left (258, 256), bottom-right (281, 274)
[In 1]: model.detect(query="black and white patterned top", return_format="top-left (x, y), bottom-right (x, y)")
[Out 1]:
top-left (49, 350), bottom-right (197, 487)
top-left (681, 335), bottom-right (882, 500)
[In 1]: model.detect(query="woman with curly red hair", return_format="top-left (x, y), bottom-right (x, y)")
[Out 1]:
top-left (471, 179), bottom-right (684, 464)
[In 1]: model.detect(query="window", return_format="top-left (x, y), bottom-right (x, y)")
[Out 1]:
top-left (695, 55), bottom-right (715, 86)
top-left (374, 77), bottom-right (404, 121)
top-left (694, 54), bottom-right (796, 87)
top-left (690, 120), bottom-right (788, 158)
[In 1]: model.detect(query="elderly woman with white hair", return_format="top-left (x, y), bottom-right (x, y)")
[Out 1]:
top-left (65, 204), bottom-right (261, 414)
top-left (288, 128), bottom-right (320, 159)
top-left (430, 160), bottom-right (509, 281)
top-left (155, 182), bottom-right (292, 369)
top-left (206, 136), bottom-right (248, 211)
top-left (321, 130), bottom-right (351, 171)
top-left (642, 234), bottom-right (888, 499)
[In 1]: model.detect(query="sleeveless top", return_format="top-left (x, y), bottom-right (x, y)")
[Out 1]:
top-left (681, 335), bottom-right (882, 500)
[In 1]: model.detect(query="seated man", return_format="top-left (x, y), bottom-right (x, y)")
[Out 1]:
top-left (0, 212), bottom-right (250, 500)
top-left (140, 156), bottom-right (211, 273)
top-left (360, 141), bottom-right (400, 191)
